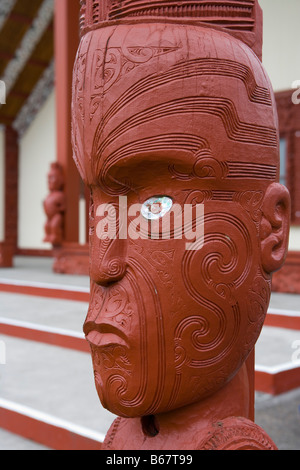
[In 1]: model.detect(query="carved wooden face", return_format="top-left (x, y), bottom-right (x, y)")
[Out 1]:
top-left (72, 24), bottom-right (289, 417)
top-left (48, 164), bottom-right (64, 192)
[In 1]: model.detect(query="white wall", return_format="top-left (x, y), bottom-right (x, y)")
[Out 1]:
top-left (18, 91), bottom-right (56, 250)
top-left (79, 197), bottom-right (87, 245)
top-left (260, 0), bottom-right (300, 92)
top-left (259, 0), bottom-right (300, 255)
top-left (0, 127), bottom-right (4, 242)
top-left (289, 227), bottom-right (300, 252)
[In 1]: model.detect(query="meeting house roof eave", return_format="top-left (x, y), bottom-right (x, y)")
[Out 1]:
top-left (0, 0), bottom-right (54, 136)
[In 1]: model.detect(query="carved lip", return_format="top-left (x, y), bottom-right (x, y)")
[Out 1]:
top-left (84, 321), bottom-right (128, 348)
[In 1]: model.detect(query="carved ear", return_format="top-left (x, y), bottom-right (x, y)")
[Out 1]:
top-left (260, 183), bottom-right (290, 273)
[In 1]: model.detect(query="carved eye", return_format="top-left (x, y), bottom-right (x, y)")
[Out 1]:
top-left (141, 196), bottom-right (173, 220)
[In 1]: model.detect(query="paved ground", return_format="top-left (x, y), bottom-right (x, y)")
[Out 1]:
top-left (0, 256), bottom-right (89, 289)
top-left (255, 388), bottom-right (300, 450)
top-left (0, 335), bottom-right (116, 433)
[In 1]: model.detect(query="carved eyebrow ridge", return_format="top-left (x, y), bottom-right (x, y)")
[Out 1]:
top-left (92, 57), bottom-right (271, 138)
top-left (94, 96), bottom-right (277, 170)
top-left (95, 133), bottom-right (209, 183)
top-left (92, 56), bottom-right (272, 157)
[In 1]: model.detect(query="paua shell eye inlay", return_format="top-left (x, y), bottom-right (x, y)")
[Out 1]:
top-left (141, 196), bottom-right (173, 220)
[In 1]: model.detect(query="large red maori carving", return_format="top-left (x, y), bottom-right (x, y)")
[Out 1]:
top-left (72, 0), bottom-right (290, 449)
top-left (43, 162), bottom-right (66, 246)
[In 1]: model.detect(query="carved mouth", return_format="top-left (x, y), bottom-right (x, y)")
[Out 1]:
top-left (86, 330), bottom-right (128, 348)
top-left (84, 321), bottom-right (129, 348)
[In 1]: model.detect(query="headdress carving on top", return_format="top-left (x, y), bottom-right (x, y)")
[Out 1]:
top-left (79, 0), bottom-right (263, 60)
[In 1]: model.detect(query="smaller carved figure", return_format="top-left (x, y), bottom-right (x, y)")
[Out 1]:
top-left (43, 162), bottom-right (65, 246)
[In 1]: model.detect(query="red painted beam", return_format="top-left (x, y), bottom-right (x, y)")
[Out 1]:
top-left (0, 282), bottom-right (90, 302)
top-left (265, 310), bottom-right (300, 331)
top-left (255, 365), bottom-right (300, 395)
top-left (0, 320), bottom-right (90, 353)
top-left (0, 400), bottom-right (103, 450)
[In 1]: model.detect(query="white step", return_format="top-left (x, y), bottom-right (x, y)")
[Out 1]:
top-left (0, 334), bottom-right (116, 449)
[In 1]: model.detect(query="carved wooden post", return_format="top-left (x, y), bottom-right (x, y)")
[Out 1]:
top-left (54, 0), bottom-right (80, 245)
top-left (72, 0), bottom-right (290, 450)
top-left (0, 126), bottom-right (18, 267)
top-left (43, 162), bottom-right (66, 246)
top-left (52, 0), bottom-right (92, 274)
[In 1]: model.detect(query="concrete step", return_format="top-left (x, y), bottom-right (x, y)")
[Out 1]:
top-left (0, 290), bottom-right (87, 333)
top-left (0, 256), bottom-right (90, 302)
top-left (0, 334), bottom-right (116, 450)
top-left (267, 292), bottom-right (300, 330)
top-left (0, 257), bottom-right (89, 290)
top-left (0, 290), bottom-right (89, 351)
top-left (255, 325), bottom-right (300, 395)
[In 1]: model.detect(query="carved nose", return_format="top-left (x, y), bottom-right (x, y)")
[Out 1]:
top-left (90, 237), bottom-right (127, 286)
top-left (91, 257), bottom-right (127, 286)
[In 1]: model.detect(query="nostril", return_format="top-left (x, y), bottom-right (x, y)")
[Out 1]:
top-left (103, 279), bottom-right (117, 288)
